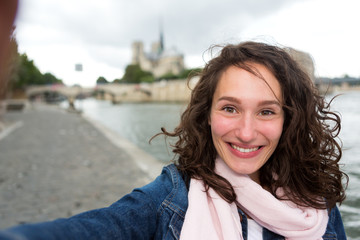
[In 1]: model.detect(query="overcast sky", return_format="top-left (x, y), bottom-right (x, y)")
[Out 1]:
top-left (15, 0), bottom-right (360, 87)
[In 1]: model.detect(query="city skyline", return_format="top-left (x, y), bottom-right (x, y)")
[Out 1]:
top-left (14, 0), bottom-right (360, 86)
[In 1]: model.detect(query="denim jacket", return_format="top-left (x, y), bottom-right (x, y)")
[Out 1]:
top-left (0, 164), bottom-right (347, 240)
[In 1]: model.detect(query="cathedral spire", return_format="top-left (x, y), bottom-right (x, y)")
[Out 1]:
top-left (159, 18), bottom-right (164, 53)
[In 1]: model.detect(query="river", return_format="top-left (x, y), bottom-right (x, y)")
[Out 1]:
top-left (64, 91), bottom-right (360, 239)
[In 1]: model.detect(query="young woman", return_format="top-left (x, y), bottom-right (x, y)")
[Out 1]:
top-left (0, 41), bottom-right (348, 240)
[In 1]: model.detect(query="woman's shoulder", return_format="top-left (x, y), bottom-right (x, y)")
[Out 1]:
top-left (133, 164), bottom-right (189, 210)
top-left (323, 205), bottom-right (347, 239)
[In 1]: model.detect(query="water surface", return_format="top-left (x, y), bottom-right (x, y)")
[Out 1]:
top-left (67, 92), bottom-right (360, 239)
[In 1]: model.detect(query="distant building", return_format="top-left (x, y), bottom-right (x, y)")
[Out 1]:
top-left (131, 30), bottom-right (184, 78)
top-left (285, 47), bottom-right (315, 82)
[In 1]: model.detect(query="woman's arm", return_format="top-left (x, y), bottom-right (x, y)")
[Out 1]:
top-left (0, 188), bottom-right (158, 240)
top-left (323, 205), bottom-right (347, 239)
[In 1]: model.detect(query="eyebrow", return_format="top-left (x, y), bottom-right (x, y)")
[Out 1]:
top-left (217, 96), bottom-right (282, 107)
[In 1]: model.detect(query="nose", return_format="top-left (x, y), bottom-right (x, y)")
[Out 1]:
top-left (234, 114), bottom-right (257, 143)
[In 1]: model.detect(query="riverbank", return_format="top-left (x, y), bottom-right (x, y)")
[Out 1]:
top-left (0, 102), bottom-right (164, 230)
top-left (70, 96), bottom-right (360, 239)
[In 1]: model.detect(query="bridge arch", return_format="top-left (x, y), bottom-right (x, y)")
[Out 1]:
top-left (26, 85), bottom-right (93, 109)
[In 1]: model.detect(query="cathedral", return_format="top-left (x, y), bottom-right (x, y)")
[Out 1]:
top-left (131, 31), bottom-right (184, 78)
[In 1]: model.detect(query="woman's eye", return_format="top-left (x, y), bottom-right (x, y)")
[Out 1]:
top-left (223, 106), bottom-right (236, 114)
top-left (259, 110), bottom-right (274, 116)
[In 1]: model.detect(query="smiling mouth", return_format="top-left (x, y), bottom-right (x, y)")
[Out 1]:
top-left (230, 144), bottom-right (261, 153)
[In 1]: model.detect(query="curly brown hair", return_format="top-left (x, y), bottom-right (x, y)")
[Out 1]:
top-left (159, 41), bottom-right (348, 209)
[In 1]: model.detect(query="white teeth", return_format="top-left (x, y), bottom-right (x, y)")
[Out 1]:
top-left (231, 144), bottom-right (259, 153)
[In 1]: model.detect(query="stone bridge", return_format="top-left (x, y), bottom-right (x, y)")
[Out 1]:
top-left (26, 85), bottom-right (94, 109)
top-left (94, 78), bottom-right (199, 103)
top-left (25, 77), bottom-right (199, 107)
top-left (25, 47), bottom-right (317, 107)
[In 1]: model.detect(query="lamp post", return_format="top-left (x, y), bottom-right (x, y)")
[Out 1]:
top-left (67, 63), bottom-right (83, 111)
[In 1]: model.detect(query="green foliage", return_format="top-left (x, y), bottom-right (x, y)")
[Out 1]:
top-left (11, 53), bottom-right (63, 89)
top-left (112, 78), bottom-right (122, 84)
top-left (43, 72), bottom-right (63, 85)
top-left (121, 64), bottom-right (201, 83)
top-left (122, 64), bottom-right (154, 83)
top-left (14, 54), bottom-right (42, 88)
top-left (158, 72), bottom-right (179, 80)
top-left (179, 68), bottom-right (202, 79)
top-left (157, 68), bottom-right (203, 81)
top-left (5, 32), bottom-right (63, 90)
top-left (140, 75), bottom-right (155, 83)
top-left (342, 74), bottom-right (350, 79)
top-left (96, 76), bottom-right (108, 84)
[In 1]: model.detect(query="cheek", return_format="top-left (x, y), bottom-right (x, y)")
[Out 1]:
top-left (210, 114), bottom-right (234, 137)
top-left (262, 121), bottom-right (283, 142)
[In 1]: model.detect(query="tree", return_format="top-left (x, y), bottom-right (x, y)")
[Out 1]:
top-left (43, 72), bottom-right (63, 85)
top-left (158, 72), bottom-right (179, 80)
top-left (9, 53), bottom-right (63, 90)
top-left (1, 31), bottom-right (63, 94)
top-left (157, 68), bottom-right (203, 81)
top-left (178, 68), bottom-right (202, 79)
top-left (13, 53), bottom-right (44, 89)
top-left (112, 78), bottom-right (122, 84)
top-left (96, 76), bottom-right (108, 84)
top-left (122, 64), bottom-right (154, 83)
top-left (342, 74), bottom-right (350, 79)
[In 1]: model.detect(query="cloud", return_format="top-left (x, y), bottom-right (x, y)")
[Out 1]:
top-left (15, 0), bottom-right (358, 86)
top-left (240, 0), bottom-right (360, 77)
top-left (16, 0), bottom-right (303, 51)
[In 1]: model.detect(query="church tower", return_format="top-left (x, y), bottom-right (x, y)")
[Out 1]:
top-left (159, 20), bottom-right (164, 53)
top-left (130, 22), bottom-right (184, 78)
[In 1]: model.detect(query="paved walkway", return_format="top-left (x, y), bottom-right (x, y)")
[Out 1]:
top-left (0, 103), bottom-right (158, 230)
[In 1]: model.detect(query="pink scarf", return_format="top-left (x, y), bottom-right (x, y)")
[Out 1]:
top-left (180, 157), bottom-right (328, 240)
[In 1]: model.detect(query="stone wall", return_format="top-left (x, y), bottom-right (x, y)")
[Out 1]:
top-left (95, 78), bottom-right (199, 103)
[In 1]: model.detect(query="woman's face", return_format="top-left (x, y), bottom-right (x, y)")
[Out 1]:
top-left (209, 63), bottom-right (284, 183)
